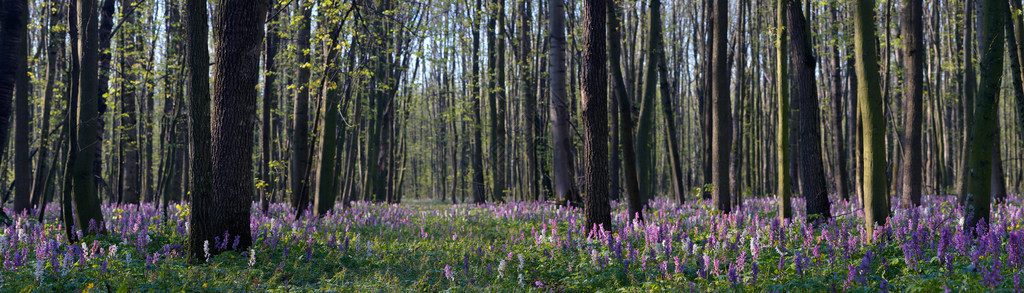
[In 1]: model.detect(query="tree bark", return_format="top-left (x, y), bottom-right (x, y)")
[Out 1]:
top-left (900, 0), bottom-right (924, 207)
top-left (710, 0), bottom-right (732, 213)
top-left (210, 0), bottom-right (268, 251)
top-left (854, 0), bottom-right (890, 239)
top-left (965, 0), bottom-right (1004, 230)
top-left (776, 0), bottom-right (792, 220)
top-left (549, 0), bottom-right (578, 205)
top-left (10, 0), bottom-right (30, 214)
top-left (184, 0), bottom-right (215, 261)
top-left (72, 0), bottom-right (107, 234)
top-left (787, 0), bottom-right (831, 220)
top-left (292, 0), bottom-right (312, 214)
top-left (581, 0), bottom-right (611, 233)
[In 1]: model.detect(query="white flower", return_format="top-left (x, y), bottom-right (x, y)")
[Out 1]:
top-left (517, 254), bottom-right (524, 271)
top-left (497, 259), bottom-right (507, 279)
top-left (248, 248), bottom-right (256, 268)
top-left (81, 243), bottom-right (89, 260)
top-left (518, 273), bottom-right (524, 287)
top-left (203, 240), bottom-right (210, 260)
top-left (34, 260), bottom-right (43, 281)
top-left (108, 245), bottom-right (118, 258)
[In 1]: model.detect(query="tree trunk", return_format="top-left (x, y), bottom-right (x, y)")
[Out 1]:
top-left (549, 0), bottom-right (577, 205)
top-left (787, 0), bottom-right (831, 220)
top-left (776, 0), bottom-right (792, 220)
top-left (710, 0), bottom-right (732, 213)
top-left (581, 0), bottom-right (611, 233)
top-left (73, 0), bottom-right (107, 234)
top-left (635, 0), bottom-right (662, 204)
top-left (965, 0), bottom-right (1003, 229)
top-left (210, 0), bottom-right (267, 251)
top-left (854, 0), bottom-right (890, 239)
top-left (471, 0), bottom-right (485, 204)
top-left (313, 26), bottom-right (344, 216)
top-left (184, 0), bottom-right (215, 261)
top-left (292, 0), bottom-right (312, 214)
top-left (10, 0), bottom-right (30, 214)
top-left (900, 0), bottom-right (924, 207)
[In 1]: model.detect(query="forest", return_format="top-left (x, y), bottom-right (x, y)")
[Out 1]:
top-left (0, 0), bottom-right (1023, 290)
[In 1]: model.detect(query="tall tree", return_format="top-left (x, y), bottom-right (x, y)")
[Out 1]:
top-left (72, 0), bottom-right (107, 233)
top-left (635, 0), bottom-right (662, 204)
top-left (471, 0), bottom-right (485, 203)
top-left (292, 0), bottom-right (313, 214)
top-left (549, 0), bottom-right (577, 205)
top-left (901, 0), bottom-right (924, 207)
top-left (210, 0), bottom-right (268, 250)
top-left (490, 0), bottom-right (507, 203)
top-left (581, 0), bottom-right (610, 233)
top-left (10, 0), bottom-right (30, 214)
top-left (787, 0), bottom-right (831, 220)
top-left (185, 0), bottom-right (215, 260)
top-left (965, 0), bottom-right (1004, 229)
top-left (853, 0), bottom-right (889, 239)
top-left (776, 0), bottom-right (792, 220)
top-left (710, 0), bottom-right (732, 212)
top-left (0, 0), bottom-right (25, 213)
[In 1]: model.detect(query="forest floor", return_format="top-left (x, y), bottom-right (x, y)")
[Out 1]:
top-left (1, 195), bottom-right (1023, 292)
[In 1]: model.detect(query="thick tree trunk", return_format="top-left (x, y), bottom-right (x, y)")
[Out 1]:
top-left (581, 0), bottom-right (610, 233)
top-left (292, 1), bottom-right (312, 214)
top-left (787, 0), bottom-right (831, 220)
top-left (965, 0), bottom-right (1004, 229)
top-left (210, 0), bottom-right (268, 251)
top-left (471, 0), bottom-right (485, 204)
top-left (11, 0), bottom-right (30, 214)
top-left (854, 0), bottom-right (890, 239)
top-left (184, 0), bottom-right (215, 261)
top-left (776, 0), bottom-right (792, 220)
top-left (710, 0), bottom-right (732, 213)
top-left (901, 0), bottom-right (924, 207)
top-left (549, 0), bottom-right (577, 205)
top-left (73, 0), bottom-right (107, 234)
